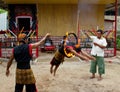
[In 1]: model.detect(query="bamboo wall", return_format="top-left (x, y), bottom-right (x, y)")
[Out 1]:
top-left (37, 4), bottom-right (105, 36)
top-left (37, 4), bottom-right (77, 36)
top-left (78, 4), bottom-right (105, 30)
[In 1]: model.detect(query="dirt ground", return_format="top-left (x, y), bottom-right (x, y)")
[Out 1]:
top-left (0, 51), bottom-right (120, 92)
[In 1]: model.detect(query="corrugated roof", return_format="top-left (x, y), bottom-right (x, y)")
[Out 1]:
top-left (1, 0), bottom-right (116, 4)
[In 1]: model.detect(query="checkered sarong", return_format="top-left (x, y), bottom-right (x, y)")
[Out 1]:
top-left (16, 68), bottom-right (36, 84)
top-left (50, 50), bottom-right (65, 65)
top-left (54, 50), bottom-right (64, 62)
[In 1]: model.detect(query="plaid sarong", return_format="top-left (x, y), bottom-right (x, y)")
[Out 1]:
top-left (54, 50), bottom-right (64, 61)
top-left (50, 50), bottom-right (65, 65)
top-left (16, 68), bottom-right (36, 84)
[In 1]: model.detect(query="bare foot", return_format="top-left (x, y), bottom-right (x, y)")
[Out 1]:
top-left (90, 76), bottom-right (95, 79)
top-left (97, 77), bottom-right (102, 81)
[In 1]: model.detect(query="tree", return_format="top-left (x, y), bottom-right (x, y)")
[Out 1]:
top-left (0, 8), bottom-right (7, 14)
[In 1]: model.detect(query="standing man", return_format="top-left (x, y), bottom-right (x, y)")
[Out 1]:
top-left (85, 29), bottom-right (107, 81)
top-left (6, 33), bottom-right (50, 92)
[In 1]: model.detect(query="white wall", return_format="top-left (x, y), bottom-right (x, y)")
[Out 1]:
top-left (0, 12), bottom-right (7, 31)
top-left (117, 17), bottom-right (120, 31)
top-left (104, 21), bottom-right (113, 31)
top-left (105, 16), bottom-right (120, 31)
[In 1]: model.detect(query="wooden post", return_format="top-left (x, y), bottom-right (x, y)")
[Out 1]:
top-left (114, 0), bottom-right (118, 56)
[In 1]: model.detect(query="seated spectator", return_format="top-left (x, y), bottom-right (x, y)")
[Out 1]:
top-left (44, 36), bottom-right (55, 52)
top-left (44, 36), bottom-right (53, 46)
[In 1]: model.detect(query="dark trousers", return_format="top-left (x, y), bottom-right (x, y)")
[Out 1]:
top-left (15, 83), bottom-right (37, 92)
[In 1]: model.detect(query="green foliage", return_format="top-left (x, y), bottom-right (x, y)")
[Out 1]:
top-left (0, 8), bottom-right (7, 14)
top-left (117, 35), bottom-right (120, 49)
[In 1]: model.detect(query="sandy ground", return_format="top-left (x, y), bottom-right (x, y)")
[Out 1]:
top-left (0, 51), bottom-right (120, 92)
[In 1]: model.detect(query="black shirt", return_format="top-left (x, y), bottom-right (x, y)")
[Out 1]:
top-left (13, 44), bottom-right (32, 69)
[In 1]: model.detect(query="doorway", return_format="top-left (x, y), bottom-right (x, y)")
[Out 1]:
top-left (17, 18), bottom-right (31, 34)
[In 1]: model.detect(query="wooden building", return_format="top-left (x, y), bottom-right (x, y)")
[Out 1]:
top-left (1, 0), bottom-right (117, 36)
top-left (0, 0), bottom-right (118, 57)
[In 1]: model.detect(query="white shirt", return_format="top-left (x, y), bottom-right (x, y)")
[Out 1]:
top-left (90, 36), bottom-right (107, 57)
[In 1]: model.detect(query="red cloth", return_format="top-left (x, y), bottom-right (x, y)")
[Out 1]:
top-left (45, 46), bottom-right (55, 51)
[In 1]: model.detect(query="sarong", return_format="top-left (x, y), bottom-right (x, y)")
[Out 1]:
top-left (16, 68), bottom-right (36, 84)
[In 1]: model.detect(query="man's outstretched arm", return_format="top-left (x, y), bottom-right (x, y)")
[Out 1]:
top-left (31, 33), bottom-right (50, 49)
